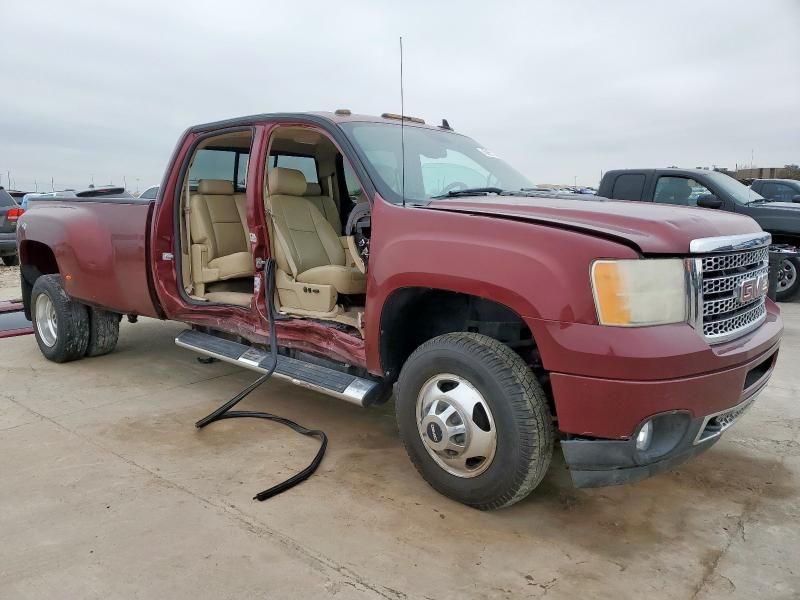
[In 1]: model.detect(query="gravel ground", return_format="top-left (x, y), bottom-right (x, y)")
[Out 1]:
top-left (0, 265), bottom-right (21, 301)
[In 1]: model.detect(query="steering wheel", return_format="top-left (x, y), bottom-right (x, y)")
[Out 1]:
top-left (345, 202), bottom-right (371, 274)
top-left (440, 181), bottom-right (469, 195)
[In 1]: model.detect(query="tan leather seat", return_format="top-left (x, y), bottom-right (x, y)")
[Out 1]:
top-left (304, 181), bottom-right (341, 234)
top-left (233, 192), bottom-right (249, 236)
top-left (189, 179), bottom-right (254, 295)
top-left (267, 168), bottom-right (365, 313)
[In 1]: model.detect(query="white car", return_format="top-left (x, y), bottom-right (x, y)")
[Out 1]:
top-left (139, 185), bottom-right (159, 200)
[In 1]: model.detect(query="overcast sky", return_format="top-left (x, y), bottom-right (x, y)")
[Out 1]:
top-left (1, 0), bottom-right (798, 191)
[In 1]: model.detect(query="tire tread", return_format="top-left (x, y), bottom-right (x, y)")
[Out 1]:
top-left (397, 332), bottom-right (554, 510)
top-left (86, 308), bottom-right (120, 357)
top-left (31, 274), bottom-right (89, 362)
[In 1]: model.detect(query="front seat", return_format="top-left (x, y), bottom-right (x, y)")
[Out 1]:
top-left (189, 179), bottom-right (254, 295)
top-left (304, 181), bottom-right (341, 233)
top-left (267, 168), bottom-right (366, 314)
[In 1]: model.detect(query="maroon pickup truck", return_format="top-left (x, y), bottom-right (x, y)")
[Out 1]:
top-left (17, 111), bottom-right (782, 509)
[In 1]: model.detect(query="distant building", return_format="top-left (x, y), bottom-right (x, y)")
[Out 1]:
top-left (735, 166), bottom-right (800, 180)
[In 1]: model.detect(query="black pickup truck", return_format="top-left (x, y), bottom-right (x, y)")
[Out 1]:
top-left (598, 168), bottom-right (800, 301)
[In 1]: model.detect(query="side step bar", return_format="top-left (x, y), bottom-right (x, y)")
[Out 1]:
top-left (175, 329), bottom-right (387, 407)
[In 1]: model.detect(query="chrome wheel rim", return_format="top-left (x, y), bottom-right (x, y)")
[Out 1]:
top-left (416, 373), bottom-right (497, 478)
top-left (35, 293), bottom-right (58, 347)
top-left (778, 259), bottom-right (797, 292)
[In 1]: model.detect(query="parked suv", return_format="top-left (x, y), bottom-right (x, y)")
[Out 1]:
top-left (0, 187), bottom-right (23, 266)
top-left (17, 113), bottom-right (782, 509)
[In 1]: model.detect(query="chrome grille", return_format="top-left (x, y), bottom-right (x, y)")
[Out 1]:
top-left (703, 302), bottom-right (766, 338)
top-left (703, 293), bottom-right (763, 317)
top-left (703, 264), bottom-right (769, 295)
top-left (695, 239), bottom-right (769, 344)
top-left (701, 247), bottom-right (768, 272)
top-left (694, 393), bottom-right (759, 444)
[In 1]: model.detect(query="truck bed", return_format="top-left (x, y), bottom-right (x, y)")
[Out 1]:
top-left (19, 198), bottom-right (160, 318)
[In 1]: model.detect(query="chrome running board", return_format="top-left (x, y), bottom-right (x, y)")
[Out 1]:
top-left (175, 329), bottom-right (387, 407)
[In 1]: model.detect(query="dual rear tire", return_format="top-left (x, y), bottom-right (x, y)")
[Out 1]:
top-left (31, 274), bottom-right (120, 363)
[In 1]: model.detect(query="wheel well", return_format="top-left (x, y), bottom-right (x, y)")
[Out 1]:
top-left (18, 241), bottom-right (59, 320)
top-left (379, 288), bottom-right (539, 381)
top-left (770, 233), bottom-right (800, 247)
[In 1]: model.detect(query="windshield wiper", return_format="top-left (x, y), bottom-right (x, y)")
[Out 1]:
top-left (432, 187), bottom-right (505, 199)
top-left (747, 198), bottom-right (773, 205)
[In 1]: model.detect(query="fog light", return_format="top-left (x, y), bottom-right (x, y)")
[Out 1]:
top-left (636, 420), bottom-right (653, 451)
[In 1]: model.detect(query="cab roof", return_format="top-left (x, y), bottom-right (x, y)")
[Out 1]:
top-left (190, 111), bottom-right (449, 134)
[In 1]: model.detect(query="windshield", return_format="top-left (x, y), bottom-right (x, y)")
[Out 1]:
top-left (706, 171), bottom-right (764, 204)
top-left (340, 122), bottom-right (533, 204)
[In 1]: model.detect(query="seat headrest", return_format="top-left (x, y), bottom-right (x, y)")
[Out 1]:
top-left (198, 179), bottom-right (234, 195)
top-left (304, 182), bottom-right (322, 196)
top-left (269, 168), bottom-right (307, 196)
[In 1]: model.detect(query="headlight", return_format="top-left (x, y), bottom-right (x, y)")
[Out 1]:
top-left (591, 259), bottom-right (687, 326)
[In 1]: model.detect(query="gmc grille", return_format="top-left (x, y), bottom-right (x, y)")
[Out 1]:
top-left (697, 245), bottom-right (769, 343)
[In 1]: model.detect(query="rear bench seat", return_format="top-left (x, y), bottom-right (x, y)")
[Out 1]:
top-left (189, 179), bottom-right (254, 306)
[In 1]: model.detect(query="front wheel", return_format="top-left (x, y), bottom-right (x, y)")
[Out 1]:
top-left (31, 274), bottom-right (89, 363)
top-left (776, 257), bottom-right (800, 302)
top-left (396, 332), bottom-right (554, 510)
top-left (2, 254), bottom-right (19, 266)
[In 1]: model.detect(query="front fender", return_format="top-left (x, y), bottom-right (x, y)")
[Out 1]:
top-left (363, 198), bottom-right (638, 374)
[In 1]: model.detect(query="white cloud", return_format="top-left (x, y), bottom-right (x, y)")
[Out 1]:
top-left (1, 0), bottom-right (798, 190)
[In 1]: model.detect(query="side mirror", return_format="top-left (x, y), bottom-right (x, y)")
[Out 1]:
top-left (697, 193), bottom-right (723, 209)
top-left (792, 195), bottom-right (800, 203)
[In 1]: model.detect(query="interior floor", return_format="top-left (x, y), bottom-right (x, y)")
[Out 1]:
top-left (205, 278), bottom-right (254, 307)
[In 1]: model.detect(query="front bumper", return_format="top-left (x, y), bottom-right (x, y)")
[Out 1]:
top-left (529, 300), bottom-right (782, 439)
top-left (560, 358), bottom-right (773, 488)
top-left (529, 299), bottom-right (781, 488)
top-left (563, 423), bottom-right (719, 488)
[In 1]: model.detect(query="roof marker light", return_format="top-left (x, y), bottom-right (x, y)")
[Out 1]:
top-left (381, 112), bottom-right (425, 124)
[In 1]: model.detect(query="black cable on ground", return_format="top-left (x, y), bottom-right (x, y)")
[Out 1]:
top-left (195, 258), bottom-right (328, 501)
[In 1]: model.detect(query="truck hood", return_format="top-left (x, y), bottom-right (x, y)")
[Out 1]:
top-left (747, 201), bottom-right (800, 212)
top-left (425, 195), bottom-right (763, 254)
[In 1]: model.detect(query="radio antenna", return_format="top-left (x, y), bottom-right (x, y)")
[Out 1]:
top-left (400, 36), bottom-right (406, 207)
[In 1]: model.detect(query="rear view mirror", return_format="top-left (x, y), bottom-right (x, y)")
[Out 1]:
top-left (697, 194), bottom-right (723, 209)
top-left (792, 195), bottom-right (800, 203)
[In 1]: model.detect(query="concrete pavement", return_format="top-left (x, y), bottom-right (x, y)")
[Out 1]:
top-left (1, 269), bottom-right (798, 599)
